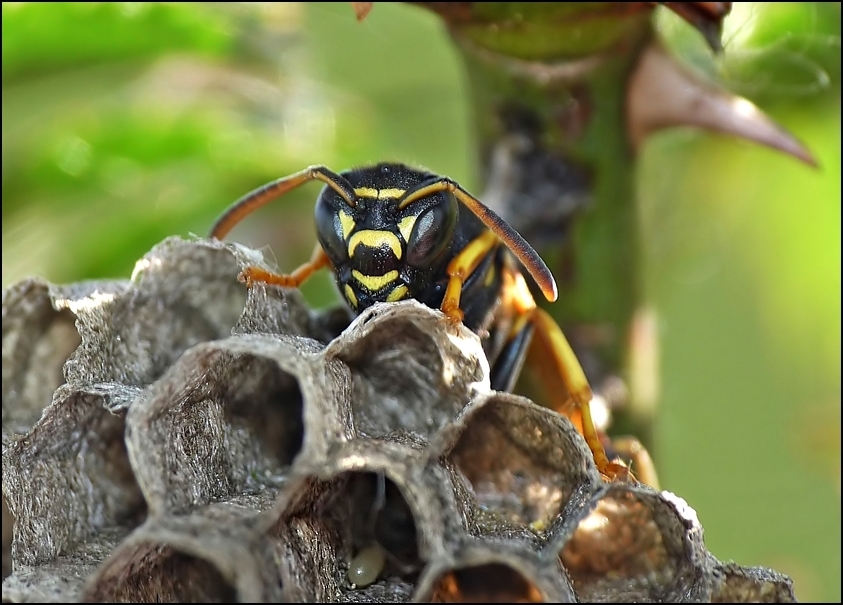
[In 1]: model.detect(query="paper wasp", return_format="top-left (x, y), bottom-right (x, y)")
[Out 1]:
top-left (209, 163), bottom-right (623, 479)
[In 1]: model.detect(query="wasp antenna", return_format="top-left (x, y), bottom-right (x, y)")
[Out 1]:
top-left (402, 178), bottom-right (557, 302)
top-left (209, 165), bottom-right (355, 240)
top-left (454, 187), bottom-right (558, 302)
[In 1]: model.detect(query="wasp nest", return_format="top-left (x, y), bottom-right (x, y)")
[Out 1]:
top-left (2, 236), bottom-right (797, 602)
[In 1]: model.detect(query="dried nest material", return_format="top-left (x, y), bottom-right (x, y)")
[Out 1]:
top-left (2, 236), bottom-right (797, 602)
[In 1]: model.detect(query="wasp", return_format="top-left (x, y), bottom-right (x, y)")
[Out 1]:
top-left (209, 163), bottom-right (621, 479)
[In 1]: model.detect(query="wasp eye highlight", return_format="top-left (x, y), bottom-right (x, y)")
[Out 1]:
top-left (405, 199), bottom-right (457, 268)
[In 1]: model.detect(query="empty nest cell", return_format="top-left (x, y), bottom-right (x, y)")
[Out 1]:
top-left (710, 562), bottom-right (798, 603)
top-left (2, 386), bottom-right (145, 568)
top-left (558, 487), bottom-right (701, 602)
top-left (428, 563), bottom-right (544, 603)
top-left (445, 393), bottom-right (596, 536)
top-left (82, 541), bottom-right (237, 603)
top-left (414, 543), bottom-right (574, 603)
top-left (217, 352), bottom-right (306, 482)
top-left (125, 336), bottom-right (320, 515)
top-left (82, 508), bottom-right (283, 603)
top-left (326, 301), bottom-right (486, 442)
top-left (2, 279), bottom-right (83, 434)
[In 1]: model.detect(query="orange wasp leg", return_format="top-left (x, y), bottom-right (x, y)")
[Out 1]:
top-left (208, 165), bottom-right (348, 292)
top-left (440, 230), bottom-right (499, 324)
top-left (239, 243), bottom-right (332, 289)
top-left (499, 267), bottom-right (630, 482)
top-left (608, 436), bottom-right (659, 489)
top-left (530, 308), bottom-right (603, 462)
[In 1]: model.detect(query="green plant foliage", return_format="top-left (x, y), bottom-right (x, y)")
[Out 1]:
top-left (2, 2), bottom-right (233, 81)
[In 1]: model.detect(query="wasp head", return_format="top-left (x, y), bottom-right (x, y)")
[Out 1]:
top-left (314, 164), bottom-right (459, 312)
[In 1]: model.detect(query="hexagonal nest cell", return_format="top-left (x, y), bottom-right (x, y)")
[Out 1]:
top-left (2, 237), bottom-right (798, 602)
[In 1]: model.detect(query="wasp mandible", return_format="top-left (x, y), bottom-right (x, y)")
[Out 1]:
top-left (209, 163), bottom-right (621, 479)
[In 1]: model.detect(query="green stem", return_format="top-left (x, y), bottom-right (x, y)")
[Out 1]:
top-left (415, 2), bottom-right (659, 450)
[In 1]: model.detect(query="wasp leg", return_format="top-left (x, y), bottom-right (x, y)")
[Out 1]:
top-left (497, 266), bottom-right (630, 481)
top-left (490, 316), bottom-right (534, 392)
top-left (528, 307), bottom-right (633, 482)
top-left (239, 243), bottom-right (331, 289)
top-left (441, 230), bottom-right (499, 324)
top-left (607, 436), bottom-right (659, 488)
top-left (399, 178), bottom-right (557, 303)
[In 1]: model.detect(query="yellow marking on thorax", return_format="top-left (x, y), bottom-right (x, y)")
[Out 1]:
top-left (386, 284), bottom-right (409, 302)
top-left (348, 230), bottom-right (402, 260)
top-left (397, 215), bottom-right (416, 243)
top-left (352, 270), bottom-right (399, 292)
top-left (338, 210), bottom-right (355, 240)
top-left (353, 187), bottom-right (406, 200)
top-left (344, 284), bottom-right (358, 309)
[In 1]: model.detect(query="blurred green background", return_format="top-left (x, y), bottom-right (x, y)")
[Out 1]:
top-left (2, 2), bottom-right (839, 601)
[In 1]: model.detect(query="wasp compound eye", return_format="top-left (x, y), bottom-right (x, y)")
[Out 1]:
top-left (405, 196), bottom-right (458, 269)
top-left (315, 196), bottom-right (350, 264)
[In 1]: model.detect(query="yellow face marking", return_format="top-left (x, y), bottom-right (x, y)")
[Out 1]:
top-left (348, 230), bottom-right (402, 260)
top-left (397, 215), bottom-right (416, 243)
top-left (377, 188), bottom-right (405, 200)
top-left (338, 210), bottom-right (355, 240)
top-left (354, 187), bottom-right (379, 198)
top-left (352, 270), bottom-right (398, 292)
top-left (386, 284), bottom-right (409, 302)
top-left (352, 187), bottom-right (406, 200)
top-left (344, 284), bottom-right (358, 309)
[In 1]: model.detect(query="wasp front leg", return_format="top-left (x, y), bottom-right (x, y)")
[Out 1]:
top-left (239, 243), bottom-right (332, 289)
top-left (440, 230), bottom-right (499, 324)
top-left (607, 436), bottom-right (659, 489)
